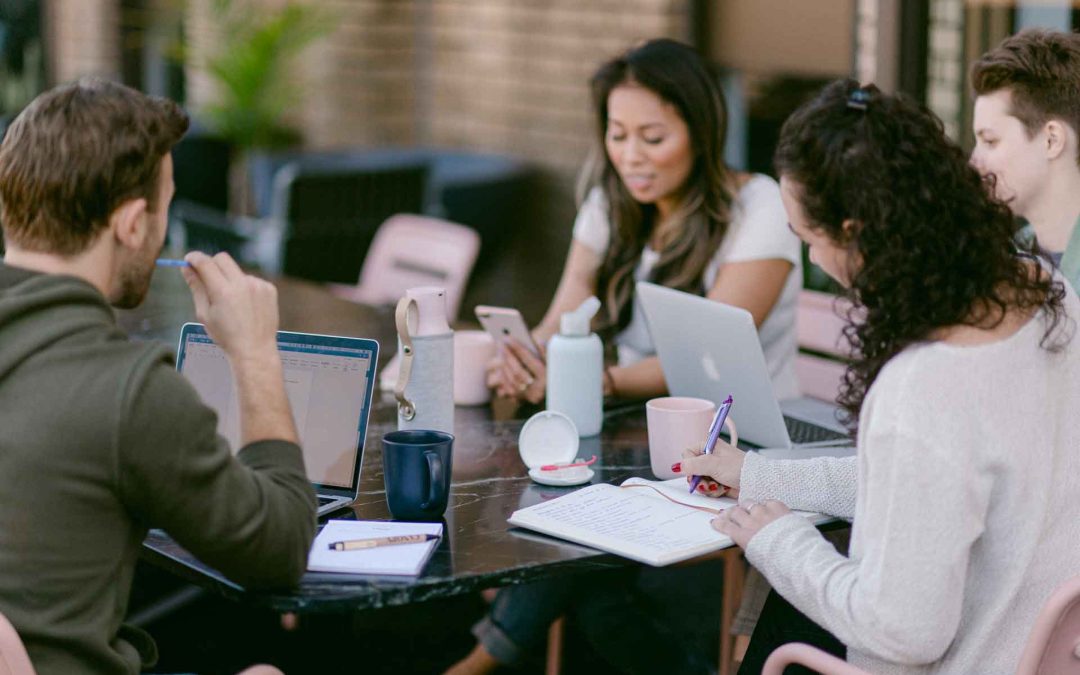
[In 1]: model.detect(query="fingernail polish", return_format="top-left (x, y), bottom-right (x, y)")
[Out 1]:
top-left (697, 485), bottom-right (706, 492)
top-left (671, 462), bottom-right (681, 473)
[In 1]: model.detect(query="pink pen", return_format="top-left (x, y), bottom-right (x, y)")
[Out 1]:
top-left (540, 455), bottom-right (598, 471)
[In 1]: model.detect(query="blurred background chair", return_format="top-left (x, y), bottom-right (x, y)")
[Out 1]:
top-left (331, 213), bottom-right (480, 319)
top-left (170, 127), bottom-right (231, 213)
top-left (170, 199), bottom-right (250, 259)
top-left (761, 574), bottom-right (1080, 674)
top-left (1017, 574), bottom-right (1080, 674)
top-left (795, 290), bottom-right (853, 403)
top-left (0, 610), bottom-right (35, 675)
top-left (273, 158), bottom-right (428, 284)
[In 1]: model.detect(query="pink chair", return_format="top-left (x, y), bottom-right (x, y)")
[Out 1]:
top-left (0, 611), bottom-right (35, 675)
top-left (794, 290), bottom-right (854, 403)
top-left (1016, 575), bottom-right (1080, 674)
top-left (330, 214), bottom-right (481, 319)
top-left (762, 642), bottom-right (862, 675)
top-left (762, 574), bottom-right (1080, 674)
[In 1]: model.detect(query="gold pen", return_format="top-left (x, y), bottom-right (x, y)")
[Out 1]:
top-left (327, 533), bottom-right (439, 551)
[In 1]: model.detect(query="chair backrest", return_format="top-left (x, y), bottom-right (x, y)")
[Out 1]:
top-left (1017, 575), bottom-right (1080, 674)
top-left (275, 161), bottom-right (428, 284)
top-left (0, 611), bottom-right (36, 675)
top-left (763, 642), bottom-right (866, 675)
top-left (171, 132), bottom-right (231, 212)
top-left (348, 214), bottom-right (480, 319)
top-left (795, 289), bottom-right (854, 403)
top-left (170, 199), bottom-right (250, 260)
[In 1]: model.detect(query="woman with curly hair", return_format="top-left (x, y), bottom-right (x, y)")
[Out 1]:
top-left (676, 80), bottom-right (1080, 673)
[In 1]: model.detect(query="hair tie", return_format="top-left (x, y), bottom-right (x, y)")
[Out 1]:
top-left (847, 88), bottom-right (871, 111)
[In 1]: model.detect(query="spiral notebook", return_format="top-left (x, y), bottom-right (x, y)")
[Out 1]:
top-left (307, 520), bottom-right (443, 576)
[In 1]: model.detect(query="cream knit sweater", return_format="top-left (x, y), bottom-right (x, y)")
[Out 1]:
top-left (740, 292), bottom-right (1080, 674)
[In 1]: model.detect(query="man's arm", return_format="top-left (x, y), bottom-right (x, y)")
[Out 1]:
top-left (118, 358), bottom-right (315, 588)
top-left (117, 252), bottom-right (317, 588)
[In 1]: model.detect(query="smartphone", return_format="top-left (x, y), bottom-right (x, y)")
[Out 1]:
top-left (475, 305), bottom-right (541, 357)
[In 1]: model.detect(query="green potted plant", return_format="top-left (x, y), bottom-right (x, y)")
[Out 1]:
top-left (197, 0), bottom-right (332, 214)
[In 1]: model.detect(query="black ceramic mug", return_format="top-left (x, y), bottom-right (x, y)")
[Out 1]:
top-left (382, 430), bottom-right (454, 521)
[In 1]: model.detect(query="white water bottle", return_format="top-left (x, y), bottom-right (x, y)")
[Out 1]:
top-left (546, 297), bottom-right (603, 437)
top-left (394, 286), bottom-right (455, 435)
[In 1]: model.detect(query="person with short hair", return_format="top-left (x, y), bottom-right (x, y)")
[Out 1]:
top-left (678, 79), bottom-right (1080, 673)
top-left (970, 28), bottom-right (1080, 291)
top-left (0, 78), bottom-right (316, 674)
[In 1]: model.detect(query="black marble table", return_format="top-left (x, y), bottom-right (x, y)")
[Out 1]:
top-left (119, 268), bottom-right (658, 614)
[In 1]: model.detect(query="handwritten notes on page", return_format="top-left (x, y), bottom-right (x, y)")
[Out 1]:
top-left (509, 477), bottom-right (830, 566)
top-left (508, 483), bottom-right (733, 566)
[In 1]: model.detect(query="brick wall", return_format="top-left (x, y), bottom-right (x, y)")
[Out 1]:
top-left (44, 0), bottom-right (121, 83)
top-left (185, 0), bottom-right (688, 172)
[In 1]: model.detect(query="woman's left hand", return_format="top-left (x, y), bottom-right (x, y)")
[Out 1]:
top-left (711, 500), bottom-right (791, 549)
top-left (497, 338), bottom-right (547, 405)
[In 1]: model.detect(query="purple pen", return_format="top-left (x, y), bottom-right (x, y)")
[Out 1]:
top-left (155, 258), bottom-right (190, 268)
top-left (688, 395), bottom-right (733, 494)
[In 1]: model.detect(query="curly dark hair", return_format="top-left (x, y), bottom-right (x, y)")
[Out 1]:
top-left (775, 79), bottom-right (1069, 433)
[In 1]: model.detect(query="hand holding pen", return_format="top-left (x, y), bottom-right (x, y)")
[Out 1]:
top-left (687, 395), bottom-right (733, 494)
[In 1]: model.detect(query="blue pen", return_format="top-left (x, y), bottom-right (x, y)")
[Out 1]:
top-left (688, 395), bottom-right (733, 494)
top-left (155, 258), bottom-right (190, 268)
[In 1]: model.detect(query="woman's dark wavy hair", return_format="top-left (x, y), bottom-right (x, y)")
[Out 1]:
top-left (587, 39), bottom-right (735, 342)
top-left (775, 79), bottom-right (1068, 433)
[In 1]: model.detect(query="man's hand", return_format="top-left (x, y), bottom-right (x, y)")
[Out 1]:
top-left (181, 251), bottom-right (296, 445)
top-left (181, 251), bottom-right (279, 360)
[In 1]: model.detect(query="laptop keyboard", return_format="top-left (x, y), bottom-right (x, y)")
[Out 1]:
top-left (783, 416), bottom-right (850, 445)
top-left (317, 496), bottom-right (339, 506)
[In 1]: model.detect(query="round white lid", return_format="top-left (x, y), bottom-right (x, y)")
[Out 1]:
top-left (518, 410), bottom-right (579, 469)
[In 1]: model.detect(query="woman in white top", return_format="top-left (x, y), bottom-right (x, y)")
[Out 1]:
top-left (677, 81), bottom-right (1080, 674)
top-left (448, 40), bottom-right (798, 675)
top-left (489, 38), bottom-right (801, 404)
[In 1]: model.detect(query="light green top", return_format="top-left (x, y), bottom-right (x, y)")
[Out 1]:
top-left (1017, 213), bottom-right (1080, 293)
top-left (1059, 213), bottom-right (1080, 293)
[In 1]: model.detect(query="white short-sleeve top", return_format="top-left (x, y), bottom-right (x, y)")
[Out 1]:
top-left (572, 174), bottom-right (802, 400)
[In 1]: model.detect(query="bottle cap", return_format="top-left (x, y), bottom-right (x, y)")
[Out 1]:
top-left (404, 286), bottom-right (450, 336)
top-left (559, 296), bottom-right (601, 336)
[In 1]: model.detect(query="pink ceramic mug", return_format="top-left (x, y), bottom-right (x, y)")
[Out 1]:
top-left (646, 397), bottom-right (738, 480)
top-left (454, 330), bottom-right (496, 406)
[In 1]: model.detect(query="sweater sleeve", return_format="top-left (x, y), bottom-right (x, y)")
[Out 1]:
top-left (739, 452), bottom-right (857, 519)
top-left (117, 358), bottom-right (317, 589)
top-left (744, 428), bottom-right (988, 666)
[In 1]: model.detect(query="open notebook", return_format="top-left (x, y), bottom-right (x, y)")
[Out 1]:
top-left (308, 520), bottom-right (443, 576)
top-left (509, 478), bottom-right (829, 567)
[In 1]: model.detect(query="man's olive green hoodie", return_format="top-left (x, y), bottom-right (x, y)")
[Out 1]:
top-left (0, 263), bottom-right (316, 674)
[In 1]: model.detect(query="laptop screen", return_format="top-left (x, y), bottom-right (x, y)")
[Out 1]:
top-left (176, 324), bottom-right (379, 491)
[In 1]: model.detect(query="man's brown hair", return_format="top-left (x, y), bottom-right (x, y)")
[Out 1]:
top-left (971, 28), bottom-right (1080, 143)
top-left (0, 78), bottom-right (189, 255)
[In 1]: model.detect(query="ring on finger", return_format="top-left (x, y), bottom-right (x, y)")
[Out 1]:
top-left (518, 381), bottom-right (530, 393)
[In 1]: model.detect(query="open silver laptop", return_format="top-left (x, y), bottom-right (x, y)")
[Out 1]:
top-left (636, 282), bottom-right (849, 449)
top-left (176, 323), bottom-right (379, 516)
